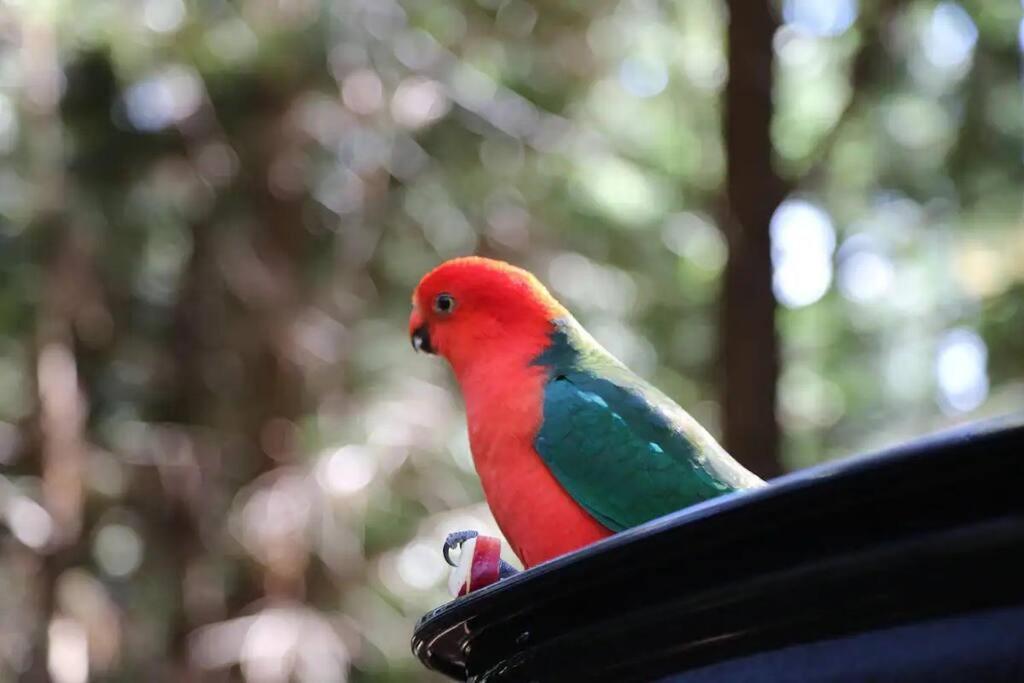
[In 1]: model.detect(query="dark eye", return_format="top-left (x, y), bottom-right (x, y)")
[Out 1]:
top-left (433, 293), bottom-right (456, 314)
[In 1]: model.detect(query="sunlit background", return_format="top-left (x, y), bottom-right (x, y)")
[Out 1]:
top-left (0, 0), bottom-right (1022, 680)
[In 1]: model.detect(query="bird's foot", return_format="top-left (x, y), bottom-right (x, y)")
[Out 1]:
top-left (498, 558), bottom-right (520, 578)
top-left (443, 529), bottom-right (519, 585)
top-left (442, 530), bottom-right (480, 566)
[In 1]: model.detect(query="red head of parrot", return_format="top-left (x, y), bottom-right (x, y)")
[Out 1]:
top-left (409, 256), bottom-right (567, 377)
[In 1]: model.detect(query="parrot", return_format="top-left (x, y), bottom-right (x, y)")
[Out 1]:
top-left (410, 256), bottom-right (764, 569)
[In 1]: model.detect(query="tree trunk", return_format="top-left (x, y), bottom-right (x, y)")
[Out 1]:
top-left (720, 0), bottom-right (786, 479)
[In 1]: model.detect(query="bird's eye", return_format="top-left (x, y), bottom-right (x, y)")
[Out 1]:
top-left (433, 293), bottom-right (456, 314)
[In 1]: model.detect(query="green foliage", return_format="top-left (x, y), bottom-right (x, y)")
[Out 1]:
top-left (0, 0), bottom-right (1021, 680)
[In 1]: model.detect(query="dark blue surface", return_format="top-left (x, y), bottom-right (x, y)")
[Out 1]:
top-left (661, 605), bottom-right (1024, 683)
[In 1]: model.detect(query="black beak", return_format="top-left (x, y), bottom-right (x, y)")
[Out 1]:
top-left (411, 324), bottom-right (434, 354)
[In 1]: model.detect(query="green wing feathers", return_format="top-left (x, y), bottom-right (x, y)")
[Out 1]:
top-left (533, 320), bottom-right (763, 532)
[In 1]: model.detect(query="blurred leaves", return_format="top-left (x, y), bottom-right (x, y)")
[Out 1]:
top-left (0, 0), bottom-right (1021, 681)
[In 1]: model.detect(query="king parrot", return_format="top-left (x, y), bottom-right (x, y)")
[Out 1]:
top-left (410, 257), bottom-right (764, 568)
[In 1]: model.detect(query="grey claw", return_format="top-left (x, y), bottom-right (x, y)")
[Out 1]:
top-left (442, 530), bottom-right (479, 567)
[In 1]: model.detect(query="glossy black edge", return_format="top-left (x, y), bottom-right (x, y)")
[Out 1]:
top-left (478, 518), bottom-right (1024, 681)
top-left (654, 603), bottom-right (1024, 683)
top-left (411, 414), bottom-right (1024, 679)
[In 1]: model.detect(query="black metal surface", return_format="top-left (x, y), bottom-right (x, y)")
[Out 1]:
top-left (412, 416), bottom-right (1024, 682)
top-left (657, 604), bottom-right (1024, 683)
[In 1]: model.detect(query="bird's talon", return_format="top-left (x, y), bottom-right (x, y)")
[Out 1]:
top-left (442, 529), bottom-right (480, 567)
top-left (498, 559), bottom-right (519, 578)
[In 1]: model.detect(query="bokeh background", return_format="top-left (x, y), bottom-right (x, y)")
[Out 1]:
top-left (0, 0), bottom-right (1022, 680)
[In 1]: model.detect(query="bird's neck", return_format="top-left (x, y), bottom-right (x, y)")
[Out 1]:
top-left (449, 321), bottom-right (557, 470)
top-left (446, 314), bottom-right (562, 384)
top-left (454, 343), bottom-right (548, 426)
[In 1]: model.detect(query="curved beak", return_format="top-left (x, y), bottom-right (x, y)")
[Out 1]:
top-left (409, 308), bottom-right (434, 354)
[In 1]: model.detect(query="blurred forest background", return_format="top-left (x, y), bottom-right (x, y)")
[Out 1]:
top-left (0, 0), bottom-right (1022, 680)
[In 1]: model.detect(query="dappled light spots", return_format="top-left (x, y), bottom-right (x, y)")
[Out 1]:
top-left (770, 200), bottom-right (836, 308)
top-left (936, 328), bottom-right (989, 414)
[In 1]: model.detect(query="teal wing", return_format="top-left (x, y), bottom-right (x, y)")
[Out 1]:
top-left (533, 322), bottom-right (763, 532)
